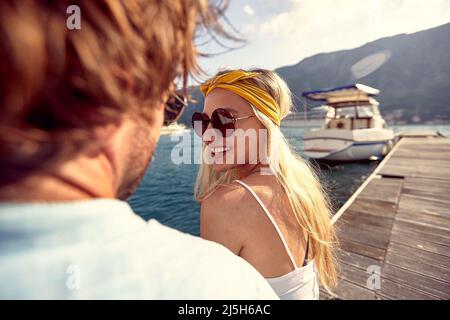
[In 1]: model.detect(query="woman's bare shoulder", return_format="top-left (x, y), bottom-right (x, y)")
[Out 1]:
top-left (201, 182), bottom-right (251, 221)
top-left (200, 182), bottom-right (257, 253)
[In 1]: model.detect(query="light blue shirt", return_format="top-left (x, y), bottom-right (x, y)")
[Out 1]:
top-left (0, 199), bottom-right (278, 299)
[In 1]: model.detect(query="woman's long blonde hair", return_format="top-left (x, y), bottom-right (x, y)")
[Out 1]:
top-left (194, 68), bottom-right (338, 291)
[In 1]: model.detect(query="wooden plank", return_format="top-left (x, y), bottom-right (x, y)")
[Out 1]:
top-left (340, 210), bottom-right (394, 232)
top-left (396, 210), bottom-right (450, 229)
top-left (333, 278), bottom-right (375, 300)
top-left (390, 143), bottom-right (450, 158)
top-left (393, 142), bottom-right (450, 151)
top-left (396, 215), bottom-right (449, 235)
top-left (385, 246), bottom-right (450, 283)
top-left (379, 138), bottom-right (450, 177)
top-left (397, 194), bottom-right (450, 217)
top-left (393, 218), bottom-right (450, 240)
top-left (387, 157), bottom-right (450, 170)
top-left (356, 178), bottom-right (403, 205)
top-left (382, 263), bottom-right (450, 299)
top-left (337, 221), bottom-right (391, 250)
top-left (378, 277), bottom-right (440, 300)
top-left (390, 231), bottom-right (450, 257)
top-left (402, 190), bottom-right (450, 210)
top-left (390, 151), bottom-right (450, 161)
top-left (345, 198), bottom-right (397, 219)
top-left (395, 141), bottom-right (450, 149)
top-left (404, 175), bottom-right (450, 188)
top-left (403, 176), bottom-right (450, 199)
top-left (387, 242), bottom-right (450, 270)
top-left (395, 137), bottom-right (450, 146)
top-left (380, 163), bottom-right (450, 180)
top-left (340, 210), bottom-right (394, 230)
top-left (397, 131), bottom-right (442, 138)
top-left (336, 215), bottom-right (392, 260)
top-left (391, 225), bottom-right (450, 247)
top-left (336, 249), bottom-right (381, 270)
top-left (339, 238), bottom-right (386, 261)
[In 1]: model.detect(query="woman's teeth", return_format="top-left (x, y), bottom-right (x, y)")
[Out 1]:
top-left (211, 146), bottom-right (230, 154)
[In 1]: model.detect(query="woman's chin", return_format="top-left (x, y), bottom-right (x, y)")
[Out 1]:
top-left (212, 162), bottom-right (251, 174)
top-left (212, 163), bottom-right (233, 173)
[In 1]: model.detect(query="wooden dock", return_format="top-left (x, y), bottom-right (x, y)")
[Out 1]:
top-left (322, 131), bottom-right (450, 300)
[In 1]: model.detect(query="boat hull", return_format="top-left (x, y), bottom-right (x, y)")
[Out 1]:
top-left (303, 128), bottom-right (394, 161)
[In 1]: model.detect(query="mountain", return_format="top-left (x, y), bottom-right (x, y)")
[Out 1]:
top-left (179, 23), bottom-right (450, 125)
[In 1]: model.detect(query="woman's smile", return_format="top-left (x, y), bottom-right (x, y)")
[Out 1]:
top-left (209, 145), bottom-right (231, 160)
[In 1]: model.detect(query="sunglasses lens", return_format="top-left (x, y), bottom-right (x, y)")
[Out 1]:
top-left (191, 112), bottom-right (209, 137)
top-left (164, 94), bottom-right (187, 126)
top-left (212, 109), bottom-right (235, 137)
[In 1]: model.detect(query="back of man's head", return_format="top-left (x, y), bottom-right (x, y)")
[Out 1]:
top-left (0, 0), bottom-right (220, 199)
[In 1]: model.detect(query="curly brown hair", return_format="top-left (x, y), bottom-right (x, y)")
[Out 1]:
top-left (0, 0), bottom-right (228, 185)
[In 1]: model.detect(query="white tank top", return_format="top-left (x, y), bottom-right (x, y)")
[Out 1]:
top-left (234, 180), bottom-right (320, 300)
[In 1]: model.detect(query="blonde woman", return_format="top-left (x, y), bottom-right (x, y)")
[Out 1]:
top-left (192, 69), bottom-right (338, 299)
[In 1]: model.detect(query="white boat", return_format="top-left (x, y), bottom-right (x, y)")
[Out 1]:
top-left (302, 84), bottom-right (395, 161)
top-left (160, 122), bottom-right (188, 136)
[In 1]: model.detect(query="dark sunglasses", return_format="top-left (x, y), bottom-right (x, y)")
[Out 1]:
top-left (164, 93), bottom-right (188, 126)
top-left (191, 108), bottom-right (254, 137)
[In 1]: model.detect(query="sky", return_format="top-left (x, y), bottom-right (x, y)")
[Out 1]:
top-left (197, 0), bottom-right (450, 79)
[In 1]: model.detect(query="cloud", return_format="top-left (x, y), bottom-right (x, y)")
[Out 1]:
top-left (200, 0), bottom-right (450, 72)
top-left (243, 4), bottom-right (255, 16)
top-left (250, 0), bottom-right (450, 64)
top-left (257, 0), bottom-right (450, 40)
top-left (241, 24), bottom-right (257, 34)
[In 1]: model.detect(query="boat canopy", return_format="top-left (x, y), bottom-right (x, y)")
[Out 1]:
top-left (329, 97), bottom-right (380, 108)
top-left (302, 84), bottom-right (380, 105)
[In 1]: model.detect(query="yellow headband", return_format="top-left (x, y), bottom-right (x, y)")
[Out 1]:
top-left (200, 70), bottom-right (281, 126)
